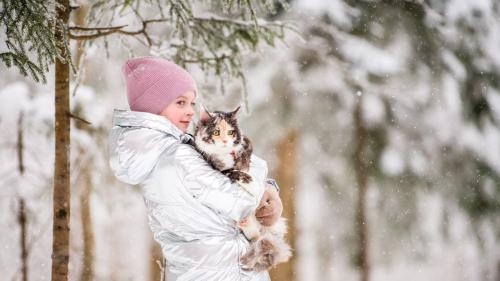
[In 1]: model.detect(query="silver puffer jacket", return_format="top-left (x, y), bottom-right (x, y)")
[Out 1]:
top-left (109, 110), bottom-right (270, 281)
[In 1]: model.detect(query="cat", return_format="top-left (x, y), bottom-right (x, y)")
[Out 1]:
top-left (193, 106), bottom-right (291, 271)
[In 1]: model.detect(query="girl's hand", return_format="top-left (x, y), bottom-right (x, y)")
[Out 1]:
top-left (255, 185), bottom-right (283, 226)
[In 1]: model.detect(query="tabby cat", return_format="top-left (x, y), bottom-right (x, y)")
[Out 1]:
top-left (193, 106), bottom-right (291, 271)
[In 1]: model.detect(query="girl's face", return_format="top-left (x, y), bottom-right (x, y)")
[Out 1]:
top-left (159, 91), bottom-right (196, 133)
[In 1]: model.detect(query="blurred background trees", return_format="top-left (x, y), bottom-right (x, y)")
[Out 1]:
top-left (1, 0), bottom-right (500, 281)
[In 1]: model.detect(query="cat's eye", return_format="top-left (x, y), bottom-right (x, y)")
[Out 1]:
top-left (228, 130), bottom-right (234, 136)
top-left (212, 130), bottom-right (220, 136)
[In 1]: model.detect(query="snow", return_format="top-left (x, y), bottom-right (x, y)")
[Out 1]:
top-left (362, 92), bottom-right (386, 128)
top-left (381, 148), bottom-right (405, 176)
top-left (295, 0), bottom-right (355, 28)
top-left (0, 82), bottom-right (30, 125)
top-left (2, 0), bottom-right (500, 280)
top-left (340, 36), bottom-right (402, 76)
top-left (445, 0), bottom-right (493, 23)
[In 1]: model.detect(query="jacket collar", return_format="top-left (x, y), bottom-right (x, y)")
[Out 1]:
top-left (112, 109), bottom-right (191, 142)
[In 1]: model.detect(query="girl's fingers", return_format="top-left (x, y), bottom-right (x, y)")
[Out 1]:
top-left (258, 192), bottom-right (270, 209)
top-left (257, 212), bottom-right (278, 226)
top-left (256, 201), bottom-right (276, 218)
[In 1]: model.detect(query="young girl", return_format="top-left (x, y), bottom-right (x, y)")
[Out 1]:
top-left (109, 57), bottom-right (283, 281)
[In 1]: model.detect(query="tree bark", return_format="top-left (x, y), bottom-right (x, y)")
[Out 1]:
top-left (73, 4), bottom-right (89, 73)
top-left (73, 12), bottom-right (95, 275)
top-left (17, 112), bottom-right (29, 281)
top-left (354, 99), bottom-right (370, 281)
top-left (17, 113), bottom-right (25, 174)
top-left (269, 129), bottom-right (298, 281)
top-left (19, 198), bottom-right (28, 281)
top-left (78, 161), bottom-right (94, 281)
top-left (496, 260), bottom-right (500, 281)
top-left (52, 1), bottom-right (71, 280)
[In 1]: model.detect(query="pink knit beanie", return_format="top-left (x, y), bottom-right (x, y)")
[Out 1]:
top-left (122, 57), bottom-right (197, 115)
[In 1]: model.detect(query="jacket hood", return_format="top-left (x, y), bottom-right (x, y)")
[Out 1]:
top-left (109, 109), bottom-right (193, 185)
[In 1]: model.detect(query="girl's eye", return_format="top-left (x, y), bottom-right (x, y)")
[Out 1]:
top-left (212, 130), bottom-right (220, 136)
top-left (177, 101), bottom-right (186, 106)
top-left (191, 102), bottom-right (197, 107)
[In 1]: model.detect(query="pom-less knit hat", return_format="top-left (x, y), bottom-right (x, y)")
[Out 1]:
top-left (123, 57), bottom-right (197, 115)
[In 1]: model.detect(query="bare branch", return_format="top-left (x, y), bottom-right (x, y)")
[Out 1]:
top-left (69, 25), bottom-right (128, 31)
top-left (69, 30), bottom-right (118, 40)
top-left (69, 113), bottom-right (92, 125)
top-left (68, 15), bottom-right (289, 44)
top-left (68, 18), bottom-right (173, 45)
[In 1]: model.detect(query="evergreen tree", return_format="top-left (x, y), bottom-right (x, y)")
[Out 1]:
top-left (248, 0), bottom-right (500, 279)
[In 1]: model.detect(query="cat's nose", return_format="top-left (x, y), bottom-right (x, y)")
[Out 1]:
top-left (222, 140), bottom-right (228, 144)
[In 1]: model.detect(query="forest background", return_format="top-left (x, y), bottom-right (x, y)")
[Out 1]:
top-left (1, 0), bottom-right (500, 281)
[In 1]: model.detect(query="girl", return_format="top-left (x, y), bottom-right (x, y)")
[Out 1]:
top-left (109, 57), bottom-right (283, 281)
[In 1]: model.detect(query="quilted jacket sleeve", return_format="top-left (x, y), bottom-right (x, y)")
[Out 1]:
top-left (174, 144), bottom-right (267, 222)
top-left (109, 126), bottom-right (177, 185)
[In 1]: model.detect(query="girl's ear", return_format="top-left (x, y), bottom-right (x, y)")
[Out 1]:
top-left (199, 105), bottom-right (212, 122)
top-left (229, 106), bottom-right (241, 118)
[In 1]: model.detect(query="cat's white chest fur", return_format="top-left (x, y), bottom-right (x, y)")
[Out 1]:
top-left (195, 138), bottom-right (242, 170)
top-left (219, 153), bottom-right (235, 171)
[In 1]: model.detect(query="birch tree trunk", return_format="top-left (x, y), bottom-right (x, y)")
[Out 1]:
top-left (52, 0), bottom-right (71, 280)
top-left (269, 129), bottom-right (298, 281)
top-left (354, 98), bottom-right (370, 281)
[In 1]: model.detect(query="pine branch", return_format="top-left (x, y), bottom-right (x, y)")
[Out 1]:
top-left (0, 0), bottom-right (69, 83)
top-left (1, 0), bottom-right (293, 86)
top-left (0, 52), bottom-right (45, 82)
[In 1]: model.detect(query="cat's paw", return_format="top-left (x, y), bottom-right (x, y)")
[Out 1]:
top-left (239, 216), bottom-right (260, 241)
top-left (237, 172), bottom-right (252, 184)
top-left (225, 170), bottom-right (252, 184)
top-left (241, 236), bottom-right (291, 271)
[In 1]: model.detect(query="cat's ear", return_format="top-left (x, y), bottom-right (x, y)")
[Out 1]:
top-left (199, 105), bottom-right (212, 122)
top-left (229, 106), bottom-right (241, 118)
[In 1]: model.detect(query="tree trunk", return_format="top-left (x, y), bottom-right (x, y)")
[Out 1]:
top-left (354, 99), bottom-right (370, 281)
top-left (496, 259), bottom-right (500, 281)
top-left (19, 199), bottom-right (28, 281)
top-left (269, 129), bottom-right (298, 281)
top-left (17, 113), bottom-right (25, 174)
top-left (79, 162), bottom-right (94, 281)
top-left (150, 240), bottom-right (164, 281)
top-left (73, 44), bottom-right (94, 281)
top-left (73, 4), bottom-right (88, 69)
top-left (52, 1), bottom-right (71, 280)
top-left (17, 112), bottom-right (29, 281)
top-left (72, 6), bottom-right (95, 279)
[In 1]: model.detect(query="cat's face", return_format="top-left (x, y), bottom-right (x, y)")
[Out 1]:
top-left (195, 107), bottom-right (242, 152)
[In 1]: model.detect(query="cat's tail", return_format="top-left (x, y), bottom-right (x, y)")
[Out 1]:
top-left (241, 230), bottom-right (292, 271)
